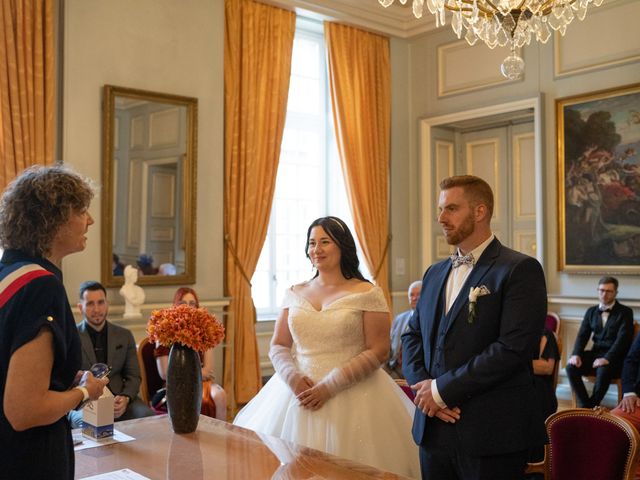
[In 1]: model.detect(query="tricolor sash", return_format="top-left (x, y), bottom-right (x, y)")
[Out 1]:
top-left (0, 263), bottom-right (54, 309)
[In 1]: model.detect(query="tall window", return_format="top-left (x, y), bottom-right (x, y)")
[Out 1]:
top-left (252, 18), bottom-right (368, 318)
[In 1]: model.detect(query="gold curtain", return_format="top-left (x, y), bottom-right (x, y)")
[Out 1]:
top-left (0, 0), bottom-right (55, 189)
top-left (223, 0), bottom-right (295, 406)
top-left (324, 22), bottom-right (392, 306)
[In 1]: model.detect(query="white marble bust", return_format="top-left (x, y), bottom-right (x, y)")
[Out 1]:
top-left (119, 265), bottom-right (145, 318)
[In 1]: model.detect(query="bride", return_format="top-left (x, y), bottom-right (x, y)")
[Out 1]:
top-left (233, 216), bottom-right (419, 479)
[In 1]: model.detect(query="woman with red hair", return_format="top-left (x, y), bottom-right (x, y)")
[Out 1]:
top-left (154, 287), bottom-right (227, 420)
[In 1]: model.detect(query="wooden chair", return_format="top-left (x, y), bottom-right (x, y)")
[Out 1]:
top-left (546, 311), bottom-right (561, 338)
top-left (570, 322), bottom-right (640, 408)
top-left (394, 378), bottom-right (415, 401)
top-left (136, 337), bottom-right (165, 406)
top-left (543, 312), bottom-right (562, 391)
top-left (552, 334), bottom-right (563, 392)
top-left (527, 407), bottom-right (640, 480)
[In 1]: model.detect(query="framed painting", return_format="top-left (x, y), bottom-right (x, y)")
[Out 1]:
top-left (557, 83), bottom-right (640, 273)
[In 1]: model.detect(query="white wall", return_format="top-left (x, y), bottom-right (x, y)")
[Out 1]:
top-left (62, 0), bottom-right (224, 306)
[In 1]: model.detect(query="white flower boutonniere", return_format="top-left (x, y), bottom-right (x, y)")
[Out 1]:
top-left (468, 285), bottom-right (491, 324)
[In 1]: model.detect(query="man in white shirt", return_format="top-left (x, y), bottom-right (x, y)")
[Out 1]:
top-left (567, 276), bottom-right (633, 408)
top-left (402, 175), bottom-right (547, 480)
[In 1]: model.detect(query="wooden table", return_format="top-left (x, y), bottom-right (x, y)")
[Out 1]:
top-left (75, 414), bottom-right (410, 479)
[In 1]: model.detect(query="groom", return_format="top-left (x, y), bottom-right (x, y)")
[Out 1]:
top-left (402, 175), bottom-right (547, 480)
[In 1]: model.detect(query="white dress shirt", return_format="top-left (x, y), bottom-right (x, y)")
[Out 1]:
top-left (432, 234), bottom-right (495, 409)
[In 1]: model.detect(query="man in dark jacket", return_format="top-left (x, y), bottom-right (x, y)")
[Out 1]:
top-left (68, 281), bottom-right (153, 427)
top-left (566, 276), bottom-right (634, 408)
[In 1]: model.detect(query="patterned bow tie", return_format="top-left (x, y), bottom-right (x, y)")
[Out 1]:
top-left (450, 253), bottom-right (474, 268)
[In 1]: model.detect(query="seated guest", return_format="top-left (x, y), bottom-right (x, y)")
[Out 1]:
top-left (154, 287), bottom-right (227, 421)
top-left (383, 280), bottom-right (421, 379)
top-left (529, 327), bottom-right (560, 469)
top-left (566, 276), bottom-right (633, 407)
top-left (136, 253), bottom-right (158, 275)
top-left (158, 263), bottom-right (177, 275)
top-left (69, 281), bottom-right (153, 427)
top-left (612, 328), bottom-right (640, 480)
top-left (112, 253), bottom-right (125, 276)
top-left (612, 327), bottom-right (640, 428)
top-left (533, 328), bottom-right (560, 420)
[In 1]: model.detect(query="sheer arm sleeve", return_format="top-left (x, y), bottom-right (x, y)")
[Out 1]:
top-left (316, 349), bottom-right (381, 396)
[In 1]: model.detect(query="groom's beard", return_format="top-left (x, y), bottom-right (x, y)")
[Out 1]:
top-left (443, 211), bottom-right (475, 246)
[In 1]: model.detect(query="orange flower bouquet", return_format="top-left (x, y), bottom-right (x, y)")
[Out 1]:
top-left (147, 304), bottom-right (225, 352)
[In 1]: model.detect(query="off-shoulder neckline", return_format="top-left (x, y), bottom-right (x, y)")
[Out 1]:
top-left (288, 285), bottom-right (379, 312)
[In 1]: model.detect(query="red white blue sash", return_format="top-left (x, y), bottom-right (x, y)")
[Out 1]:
top-left (0, 264), bottom-right (53, 309)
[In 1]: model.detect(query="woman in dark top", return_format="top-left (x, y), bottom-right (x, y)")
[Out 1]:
top-left (533, 328), bottom-right (561, 421)
top-left (528, 326), bottom-right (561, 474)
top-left (0, 165), bottom-right (108, 479)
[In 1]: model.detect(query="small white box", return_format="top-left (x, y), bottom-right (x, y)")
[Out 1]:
top-left (82, 388), bottom-right (114, 439)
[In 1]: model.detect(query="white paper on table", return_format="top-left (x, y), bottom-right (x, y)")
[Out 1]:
top-left (73, 429), bottom-right (135, 451)
top-left (79, 468), bottom-right (150, 480)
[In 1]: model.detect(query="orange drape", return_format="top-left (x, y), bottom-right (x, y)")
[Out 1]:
top-left (0, 0), bottom-right (55, 189)
top-left (324, 22), bottom-right (392, 306)
top-left (223, 0), bottom-right (295, 406)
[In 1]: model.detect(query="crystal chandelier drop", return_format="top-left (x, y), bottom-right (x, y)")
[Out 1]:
top-left (379, 0), bottom-right (604, 80)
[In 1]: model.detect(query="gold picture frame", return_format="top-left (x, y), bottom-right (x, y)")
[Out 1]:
top-left (557, 83), bottom-right (640, 273)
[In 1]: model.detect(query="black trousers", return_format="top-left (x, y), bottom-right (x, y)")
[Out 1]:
top-left (419, 419), bottom-right (528, 480)
top-left (419, 444), bottom-right (528, 480)
top-left (566, 350), bottom-right (620, 408)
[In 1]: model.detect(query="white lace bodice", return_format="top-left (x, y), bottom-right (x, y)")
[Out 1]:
top-left (281, 286), bottom-right (389, 381)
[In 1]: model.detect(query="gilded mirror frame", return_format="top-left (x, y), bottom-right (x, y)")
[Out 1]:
top-left (101, 85), bottom-right (197, 287)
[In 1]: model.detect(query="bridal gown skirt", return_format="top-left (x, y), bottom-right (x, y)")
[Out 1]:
top-left (234, 369), bottom-right (420, 479)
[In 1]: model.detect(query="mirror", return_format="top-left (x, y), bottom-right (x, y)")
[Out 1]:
top-left (102, 85), bottom-right (197, 287)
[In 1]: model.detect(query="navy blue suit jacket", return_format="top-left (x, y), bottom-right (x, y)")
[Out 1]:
top-left (619, 314), bottom-right (640, 395)
top-left (402, 238), bottom-right (547, 456)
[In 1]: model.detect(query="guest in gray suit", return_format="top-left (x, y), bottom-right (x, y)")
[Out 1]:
top-left (69, 281), bottom-right (153, 427)
top-left (384, 280), bottom-right (422, 379)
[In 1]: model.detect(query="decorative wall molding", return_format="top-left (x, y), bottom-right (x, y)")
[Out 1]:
top-left (437, 40), bottom-right (516, 97)
top-left (420, 97), bottom-right (544, 269)
top-left (554, 0), bottom-right (640, 78)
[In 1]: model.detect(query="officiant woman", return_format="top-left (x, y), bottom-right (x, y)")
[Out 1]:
top-left (0, 165), bottom-right (108, 479)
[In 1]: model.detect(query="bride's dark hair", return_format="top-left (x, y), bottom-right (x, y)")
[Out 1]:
top-left (305, 216), bottom-right (367, 281)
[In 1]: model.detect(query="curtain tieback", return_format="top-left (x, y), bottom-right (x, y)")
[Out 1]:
top-left (224, 234), bottom-right (252, 287)
top-left (373, 234), bottom-right (392, 280)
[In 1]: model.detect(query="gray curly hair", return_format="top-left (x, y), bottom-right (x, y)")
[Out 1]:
top-left (0, 165), bottom-right (95, 258)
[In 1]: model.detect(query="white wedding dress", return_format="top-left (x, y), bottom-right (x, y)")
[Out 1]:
top-left (233, 286), bottom-right (420, 479)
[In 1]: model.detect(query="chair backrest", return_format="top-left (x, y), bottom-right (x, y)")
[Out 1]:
top-left (137, 337), bottom-right (165, 405)
top-left (544, 407), bottom-right (640, 480)
top-left (546, 312), bottom-right (561, 336)
top-left (394, 378), bottom-right (415, 401)
top-left (552, 334), bottom-right (563, 391)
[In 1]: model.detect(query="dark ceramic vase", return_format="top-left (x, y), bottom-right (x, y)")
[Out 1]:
top-left (166, 343), bottom-right (202, 434)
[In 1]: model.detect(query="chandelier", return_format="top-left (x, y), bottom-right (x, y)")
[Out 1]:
top-left (379, 0), bottom-right (604, 80)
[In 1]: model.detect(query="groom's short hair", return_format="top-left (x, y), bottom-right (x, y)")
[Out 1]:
top-left (440, 175), bottom-right (494, 217)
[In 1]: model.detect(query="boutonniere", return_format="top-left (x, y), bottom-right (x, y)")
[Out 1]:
top-left (468, 285), bottom-right (491, 324)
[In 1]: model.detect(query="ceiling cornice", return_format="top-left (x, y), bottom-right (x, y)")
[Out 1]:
top-left (262, 0), bottom-right (438, 38)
